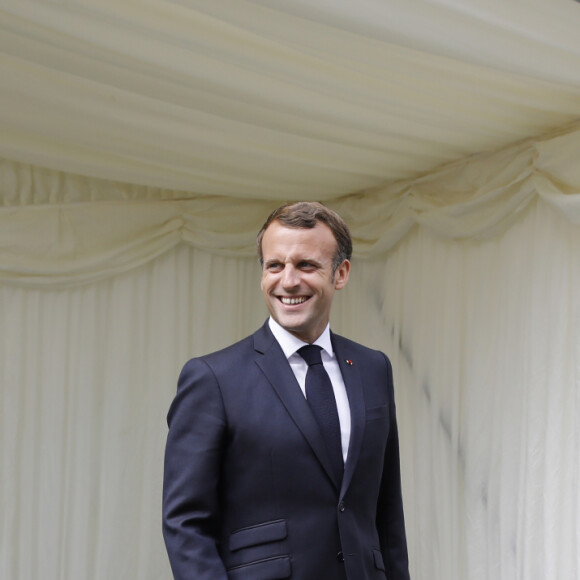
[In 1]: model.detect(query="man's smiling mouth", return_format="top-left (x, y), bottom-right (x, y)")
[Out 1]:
top-left (280, 296), bottom-right (308, 305)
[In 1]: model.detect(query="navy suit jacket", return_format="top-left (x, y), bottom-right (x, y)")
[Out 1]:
top-left (163, 321), bottom-right (410, 580)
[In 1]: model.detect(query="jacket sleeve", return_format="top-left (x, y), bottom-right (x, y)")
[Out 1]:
top-left (376, 354), bottom-right (411, 580)
top-left (162, 358), bottom-right (229, 580)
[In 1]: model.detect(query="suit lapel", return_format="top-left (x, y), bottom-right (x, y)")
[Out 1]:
top-left (253, 323), bottom-right (340, 491)
top-left (332, 334), bottom-right (366, 498)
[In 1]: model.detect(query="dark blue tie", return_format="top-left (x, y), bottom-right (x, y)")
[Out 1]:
top-left (298, 345), bottom-right (344, 484)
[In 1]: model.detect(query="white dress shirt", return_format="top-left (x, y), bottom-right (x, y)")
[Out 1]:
top-left (268, 317), bottom-right (351, 462)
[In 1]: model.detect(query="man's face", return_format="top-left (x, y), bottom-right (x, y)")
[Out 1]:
top-left (260, 221), bottom-right (350, 344)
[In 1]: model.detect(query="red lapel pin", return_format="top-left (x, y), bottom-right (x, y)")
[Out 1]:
top-left (345, 359), bottom-right (353, 366)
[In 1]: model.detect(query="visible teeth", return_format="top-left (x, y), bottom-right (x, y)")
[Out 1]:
top-left (281, 297), bottom-right (307, 305)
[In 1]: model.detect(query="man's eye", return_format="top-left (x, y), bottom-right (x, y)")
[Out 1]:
top-left (267, 263), bottom-right (282, 272)
top-left (298, 261), bottom-right (315, 269)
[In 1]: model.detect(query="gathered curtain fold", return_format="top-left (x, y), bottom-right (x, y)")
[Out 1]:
top-left (2, 122), bottom-right (580, 286)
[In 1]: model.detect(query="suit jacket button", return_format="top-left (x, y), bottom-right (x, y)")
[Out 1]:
top-left (338, 501), bottom-right (345, 512)
top-left (337, 551), bottom-right (345, 563)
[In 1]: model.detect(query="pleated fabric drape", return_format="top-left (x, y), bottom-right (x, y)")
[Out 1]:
top-left (1, 198), bottom-right (578, 580)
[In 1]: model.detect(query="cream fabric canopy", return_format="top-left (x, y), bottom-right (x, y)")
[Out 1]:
top-left (2, 0), bottom-right (580, 199)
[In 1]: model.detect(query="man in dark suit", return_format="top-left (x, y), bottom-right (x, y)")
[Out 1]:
top-left (163, 202), bottom-right (410, 579)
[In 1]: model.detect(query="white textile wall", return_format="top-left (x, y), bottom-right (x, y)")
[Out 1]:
top-left (1, 199), bottom-right (579, 579)
top-left (383, 199), bottom-right (580, 580)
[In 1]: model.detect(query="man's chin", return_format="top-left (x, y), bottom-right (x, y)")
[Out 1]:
top-left (277, 317), bottom-right (304, 333)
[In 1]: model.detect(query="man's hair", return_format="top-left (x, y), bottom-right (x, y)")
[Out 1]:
top-left (257, 201), bottom-right (352, 273)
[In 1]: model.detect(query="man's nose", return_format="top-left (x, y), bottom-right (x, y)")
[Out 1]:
top-left (281, 265), bottom-right (300, 288)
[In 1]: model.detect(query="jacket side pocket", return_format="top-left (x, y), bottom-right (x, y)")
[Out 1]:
top-left (229, 519), bottom-right (287, 552)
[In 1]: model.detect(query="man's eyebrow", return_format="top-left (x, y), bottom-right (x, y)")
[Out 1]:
top-left (298, 258), bottom-right (319, 264)
top-left (263, 256), bottom-right (323, 266)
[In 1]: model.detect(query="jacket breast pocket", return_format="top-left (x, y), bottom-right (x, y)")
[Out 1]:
top-left (365, 404), bottom-right (388, 422)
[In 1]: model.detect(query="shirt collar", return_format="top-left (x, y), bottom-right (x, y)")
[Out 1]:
top-left (268, 317), bottom-right (334, 360)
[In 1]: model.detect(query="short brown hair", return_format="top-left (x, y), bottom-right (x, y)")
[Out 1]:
top-left (257, 201), bottom-right (352, 273)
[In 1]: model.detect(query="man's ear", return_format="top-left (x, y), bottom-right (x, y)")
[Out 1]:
top-left (334, 259), bottom-right (350, 290)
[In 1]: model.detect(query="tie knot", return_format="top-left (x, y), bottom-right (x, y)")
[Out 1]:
top-left (298, 344), bottom-right (323, 366)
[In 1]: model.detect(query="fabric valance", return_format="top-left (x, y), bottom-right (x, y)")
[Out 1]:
top-left (2, 123), bottom-right (580, 287)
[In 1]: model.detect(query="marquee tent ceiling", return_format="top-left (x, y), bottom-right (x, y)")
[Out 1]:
top-left (2, 0), bottom-right (580, 202)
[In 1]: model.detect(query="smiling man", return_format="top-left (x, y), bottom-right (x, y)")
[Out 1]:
top-left (259, 217), bottom-right (350, 344)
top-left (163, 202), bottom-right (410, 580)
